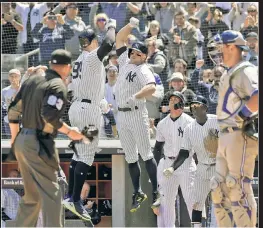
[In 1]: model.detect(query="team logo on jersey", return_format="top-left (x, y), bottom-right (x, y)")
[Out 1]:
top-left (178, 127), bottom-right (184, 137)
top-left (214, 129), bottom-right (219, 138)
top-left (126, 71), bottom-right (137, 82)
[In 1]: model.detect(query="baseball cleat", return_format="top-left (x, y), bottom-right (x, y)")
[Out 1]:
top-left (62, 198), bottom-right (92, 222)
top-left (130, 192), bottom-right (148, 212)
top-left (151, 191), bottom-right (161, 209)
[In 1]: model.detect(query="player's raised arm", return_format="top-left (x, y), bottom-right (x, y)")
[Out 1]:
top-left (97, 19), bottom-right (117, 61)
top-left (116, 17), bottom-right (139, 50)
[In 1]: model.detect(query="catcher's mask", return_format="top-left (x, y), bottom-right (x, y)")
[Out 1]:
top-left (79, 29), bottom-right (97, 48)
top-left (207, 36), bottom-right (224, 66)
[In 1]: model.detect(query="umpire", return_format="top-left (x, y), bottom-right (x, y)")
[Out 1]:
top-left (8, 49), bottom-right (85, 227)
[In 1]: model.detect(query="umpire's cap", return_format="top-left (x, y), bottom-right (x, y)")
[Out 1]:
top-left (79, 28), bottom-right (97, 48)
top-left (128, 41), bottom-right (148, 58)
top-left (190, 95), bottom-right (208, 107)
top-left (51, 49), bottom-right (72, 65)
top-left (168, 91), bottom-right (185, 104)
top-left (213, 30), bottom-right (249, 51)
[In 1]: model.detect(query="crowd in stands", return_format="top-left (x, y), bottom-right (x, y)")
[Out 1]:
top-left (1, 2), bottom-right (259, 139)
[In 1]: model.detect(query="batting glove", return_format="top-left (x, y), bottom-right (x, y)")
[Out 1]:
top-left (129, 17), bottom-right (139, 28)
top-left (126, 94), bottom-right (137, 109)
top-left (163, 167), bottom-right (174, 178)
top-left (105, 18), bottom-right (116, 31)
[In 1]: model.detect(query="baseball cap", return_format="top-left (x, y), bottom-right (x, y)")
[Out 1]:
top-left (66, 3), bottom-right (78, 9)
top-left (168, 72), bottom-right (184, 82)
top-left (216, 30), bottom-right (249, 51)
top-left (50, 49), bottom-right (72, 65)
top-left (128, 41), bottom-right (148, 57)
top-left (8, 69), bottom-right (21, 76)
top-left (246, 32), bottom-right (258, 40)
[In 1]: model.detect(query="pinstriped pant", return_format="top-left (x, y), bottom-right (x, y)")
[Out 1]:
top-left (68, 101), bottom-right (102, 166)
top-left (157, 157), bottom-right (196, 227)
top-left (117, 107), bottom-right (153, 163)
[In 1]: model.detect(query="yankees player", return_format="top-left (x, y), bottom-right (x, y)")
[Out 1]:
top-left (63, 19), bottom-right (116, 220)
top-left (210, 30), bottom-right (258, 227)
top-left (152, 91), bottom-right (196, 227)
top-left (115, 17), bottom-right (159, 212)
top-left (163, 95), bottom-right (219, 227)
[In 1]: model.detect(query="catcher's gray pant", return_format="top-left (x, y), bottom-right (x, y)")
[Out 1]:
top-left (117, 107), bottom-right (153, 163)
top-left (157, 157), bottom-right (196, 227)
top-left (68, 100), bottom-right (101, 166)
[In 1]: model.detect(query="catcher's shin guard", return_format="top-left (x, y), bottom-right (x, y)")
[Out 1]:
top-left (226, 175), bottom-right (257, 227)
top-left (210, 175), bottom-right (235, 227)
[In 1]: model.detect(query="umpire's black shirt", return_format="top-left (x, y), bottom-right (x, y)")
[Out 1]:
top-left (8, 69), bottom-right (68, 133)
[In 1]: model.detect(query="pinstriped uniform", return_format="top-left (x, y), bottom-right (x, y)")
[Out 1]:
top-left (68, 48), bottom-right (105, 165)
top-left (156, 113), bottom-right (197, 227)
top-left (115, 49), bottom-right (155, 163)
top-left (182, 114), bottom-right (219, 224)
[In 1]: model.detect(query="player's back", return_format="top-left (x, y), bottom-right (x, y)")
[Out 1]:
top-left (72, 48), bottom-right (106, 104)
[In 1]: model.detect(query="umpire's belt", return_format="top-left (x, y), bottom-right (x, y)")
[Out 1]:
top-left (20, 128), bottom-right (37, 135)
top-left (81, 99), bottom-right (91, 103)
top-left (220, 127), bottom-right (241, 134)
top-left (118, 106), bottom-right (138, 112)
top-left (164, 155), bottom-right (176, 160)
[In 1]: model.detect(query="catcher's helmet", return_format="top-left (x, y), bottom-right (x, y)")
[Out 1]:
top-left (190, 95), bottom-right (208, 112)
top-left (128, 41), bottom-right (148, 58)
top-left (79, 29), bottom-right (96, 48)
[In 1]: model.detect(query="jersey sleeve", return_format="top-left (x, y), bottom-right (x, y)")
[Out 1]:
top-left (234, 66), bottom-right (258, 98)
top-left (138, 67), bottom-right (156, 87)
top-left (116, 47), bottom-right (129, 67)
top-left (156, 122), bottom-right (165, 142)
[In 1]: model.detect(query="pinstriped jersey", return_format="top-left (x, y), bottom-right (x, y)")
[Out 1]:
top-left (181, 114), bottom-right (219, 165)
top-left (71, 48), bottom-right (106, 104)
top-left (115, 49), bottom-right (155, 108)
top-left (156, 113), bottom-right (194, 157)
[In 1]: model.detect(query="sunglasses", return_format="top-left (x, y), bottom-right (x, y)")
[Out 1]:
top-left (130, 51), bottom-right (142, 57)
top-left (248, 9), bottom-right (257, 13)
top-left (97, 18), bottom-right (106, 22)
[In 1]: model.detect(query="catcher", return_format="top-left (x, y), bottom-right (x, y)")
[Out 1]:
top-left (163, 96), bottom-right (219, 227)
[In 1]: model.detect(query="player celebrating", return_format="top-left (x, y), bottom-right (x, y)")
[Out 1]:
top-left (115, 17), bottom-right (159, 212)
top-left (63, 19), bottom-right (116, 221)
top-left (152, 91), bottom-right (196, 227)
top-left (163, 95), bottom-right (219, 227)
top-left (210, 30), bottom-right (258, 227)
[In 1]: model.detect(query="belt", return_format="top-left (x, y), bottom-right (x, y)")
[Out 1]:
top-left (20, 128), bottom-right (37, 135)
top-left (164, 155), bottom-right (176, 160)
top-left (220, 127), bottom-right (241, 133)
top-left (118, 106), bottom-right (138, 112)
top-left (200, 163), bottom-right (216, 166)
top-left (81, 99), bottom-right (91, 103)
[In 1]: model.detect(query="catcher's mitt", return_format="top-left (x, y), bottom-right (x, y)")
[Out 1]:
top-left (242, 115), bottom-right (258, 141)
top-left (68, 125), bottom-right (99, 157)
top-left (203, 129), bottom-right (219, 158)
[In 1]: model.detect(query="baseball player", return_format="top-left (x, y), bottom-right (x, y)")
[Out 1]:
top-left (63, 19), bottom-right (116, 220)
top-left (115, 17), bottom-right (159, 212)
top-left (163, 95), bottom-right (219, 227)
top-left (209, 30), bottom-right (258, 227)
top-left (152, 91), bottom-right (196, 227)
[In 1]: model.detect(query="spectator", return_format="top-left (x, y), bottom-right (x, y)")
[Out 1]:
top-left (240, 5), bottom-right (258, 38)
top-left (1, 69), bottom-right (21, 138)
top-left (125, 3), bottom-right (145, 32)
top-left (104, 65), bottom-right (118, 125)
top-left (188, 16), bottom-right (204, 60)
top-left (146, 37), bottom-right (169, 92)
top-left (172, 58), bottom-right (188, 80)
top-left (201, 69), bottom-right (213, 85)
top-left (200, 8), bottom-right (229, 67)
top-left (160, 72), bottom-right (195, 119)
top-left (215, 2), bottom-right (232, 28)
top-left (243, 32), bottom-right (258, 66)
top-left (183, 2), bottom-right (209, 21)
top-left (149, 3), bottom-right (179, 34)
top-left (167, 11), bottom-right (198, 69)
top-left (1, 3), bottom-right (23, 54)
top-left (31, 11), bottom-right (74, 66)
top-left (53, 3), bottom-right (87, 60)
top-left (149, 118), bottom-right (157, 139)
top-left (104, 50), bottom-right (119, 69)
top-left (93, 13), bottom-right (108, 46)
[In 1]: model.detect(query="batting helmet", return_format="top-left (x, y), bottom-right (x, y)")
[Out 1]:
top-left (190, 95), bottom-right (208, 112)
top-left (128, 41), bottom-right (148, 58)
top-left (168, 91), bottom-right (185, 110)
top-left (79, 29), bottom-right (96, 48)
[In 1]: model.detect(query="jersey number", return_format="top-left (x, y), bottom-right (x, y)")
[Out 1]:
top-left (72, 61), bottom-right (82, 79)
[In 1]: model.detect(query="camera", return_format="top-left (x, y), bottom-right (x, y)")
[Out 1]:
top-left (47, 15), bottom-right (57, 21)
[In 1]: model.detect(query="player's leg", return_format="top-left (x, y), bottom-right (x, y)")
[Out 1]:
top-left (132, 110), bottom-right (159, 204)
top-left (118, 112), bottom-right (146, 212)
top-left (210, 135), bottom-right (234, 227)
top-left (225, 132), bottom-right (258, 227)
